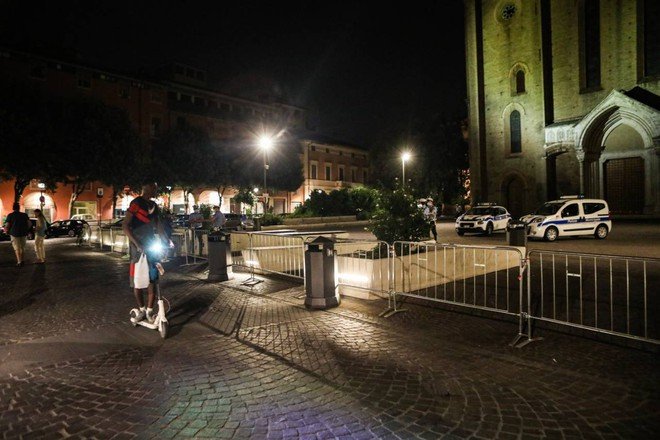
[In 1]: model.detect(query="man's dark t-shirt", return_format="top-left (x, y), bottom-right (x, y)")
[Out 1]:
top-left (127, 197), bottom-right (159, 246)
top-left (6, 212), bottom-right (30, 237)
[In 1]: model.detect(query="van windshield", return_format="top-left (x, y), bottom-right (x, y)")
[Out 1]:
top-left (534, 202), bottom-right (564, 216)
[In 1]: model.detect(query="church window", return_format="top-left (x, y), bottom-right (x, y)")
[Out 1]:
top-left (579, 0), bottom-right (601, 91)
top-left (515, 70), bottom-right (525, 94)
top-left (641, 0), bottom-right (660, 78)
top-left (510, 111), bottom-right (522, 154)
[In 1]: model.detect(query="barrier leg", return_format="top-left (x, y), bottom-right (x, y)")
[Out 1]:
top-left (242, 233), bottom-right (263, 287)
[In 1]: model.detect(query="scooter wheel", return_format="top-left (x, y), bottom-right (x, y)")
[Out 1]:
top-left (129, 309), bottom-right (140, 326)
top-left (159, 321), bottom-right (168, 339)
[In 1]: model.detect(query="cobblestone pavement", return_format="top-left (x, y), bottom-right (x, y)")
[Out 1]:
top-left (0, 240), bottom-right (658, 439)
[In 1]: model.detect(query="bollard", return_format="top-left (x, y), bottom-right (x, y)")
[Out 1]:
top-left (207, 231), bottom-right (233, 281)
top-left (304, 236), bottom-right (340, 309)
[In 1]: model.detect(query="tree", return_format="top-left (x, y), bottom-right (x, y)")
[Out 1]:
top-left (370, 115), bottom-right (468, 207)
top-left (45, 97), bottom-right (141, 216)
top-left (368, 189), bottom-right (427, 245)
top-left (0, 83), bottom-right (57, 202)
top-left (150, 123), bottom-right (216, 212)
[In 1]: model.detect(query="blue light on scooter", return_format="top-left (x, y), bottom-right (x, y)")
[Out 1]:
top-left (149, 241), bottom-right (163, 253)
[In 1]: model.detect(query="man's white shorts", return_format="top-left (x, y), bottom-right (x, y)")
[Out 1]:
top-left (10, 236), bottom-right (27, 253)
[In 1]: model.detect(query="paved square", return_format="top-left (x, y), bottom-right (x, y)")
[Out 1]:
top-left (0, 240), bottom-right (658, 439)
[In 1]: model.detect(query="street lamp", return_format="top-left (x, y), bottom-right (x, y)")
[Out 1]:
top-left (37, 182), bottom-right (46, 211)
top-left (401, 152), bottom-right (411, 190)
top-left (258, 135), bottom-right (274, 213)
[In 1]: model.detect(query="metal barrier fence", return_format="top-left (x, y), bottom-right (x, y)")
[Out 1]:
top-left (521, 250), bottom-right (660, 346)
top-left (333, 240), bottom-right (391, 300)
top-left (389, 241), bottom-right (526, 320)
top-left (230, 231), bottom-right (306, 280)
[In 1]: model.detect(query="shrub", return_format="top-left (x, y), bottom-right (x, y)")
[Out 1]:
top-left (261, 212), bottom-right (283, 226)
top-left (368, 189), bottom-right (427, 245)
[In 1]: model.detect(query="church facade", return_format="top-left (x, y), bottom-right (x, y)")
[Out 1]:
top-left (465, 0), bottom-right (660, 217)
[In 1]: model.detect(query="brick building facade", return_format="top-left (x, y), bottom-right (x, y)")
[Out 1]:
top-left (0, 49), bottom-right (369, 222)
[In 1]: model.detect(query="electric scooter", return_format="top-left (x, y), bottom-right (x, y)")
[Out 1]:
top-left (129, 241), bottom-right (170, 339)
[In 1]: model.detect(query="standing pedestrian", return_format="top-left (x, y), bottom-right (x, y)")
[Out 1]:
top-left (188, 205), bottom-right (204, 255)
top-left (423, 198), bottom-right (438, 242)
top-left (3, 203), bottom-right (30, 266)
top-left (211, 205), bottom-right (225, 230)
top-left (33, 208), bottom-right (47, 264)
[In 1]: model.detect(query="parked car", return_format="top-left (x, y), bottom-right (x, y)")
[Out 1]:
top-left (46, 219), bottom-right (89, 238)
top-left (100, 218), bottom-right (123, 229)
top-left (27, 219), bottom-right (36, 240)
top-left (520, 196), bottom-right (612, 242)
top-left (223, 214), bottom-right (254, 230)
top-left (455, 203), bottom-right (512, 236)
top-left (71, 213), bottom-right (96, 222)
top-left (172, 214), bottom-right (189, 228)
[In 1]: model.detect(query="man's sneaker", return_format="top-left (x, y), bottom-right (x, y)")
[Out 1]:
top-left (130, 308), bottom-right (146, 323)
top-left (146, 309), bottom-right (156, 324)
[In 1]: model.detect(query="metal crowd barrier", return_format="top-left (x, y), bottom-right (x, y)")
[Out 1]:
top-left (334, 239), bottom-right (391, 300)
top-left (230, 231), bottom-right (306, 280)
top-left (520, 250), bottom-right (659, 346)
top-left (388, 241), bottom-right (526, 319)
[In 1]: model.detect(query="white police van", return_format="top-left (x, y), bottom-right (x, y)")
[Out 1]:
top-left (455, 203), bottom-right (512, 236)
top-left (520, 196), bottom-right (612, 242)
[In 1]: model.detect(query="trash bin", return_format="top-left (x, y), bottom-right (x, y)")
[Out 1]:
top-left (507, 222), bottom-right (527, 247)
top-left (304, 236), bottom-right (340, 309)
top-left (207, 231), bottom-right (233, 282)
top-left (253, 216), bottom-right (262, 231)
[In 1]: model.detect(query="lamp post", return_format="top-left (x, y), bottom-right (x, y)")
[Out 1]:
top-left (258, 135), bottom-right (274, 214)
top-left (37, 182), bottom-right (46, 212)
top-left (401, 152), bottom-right (411, 190)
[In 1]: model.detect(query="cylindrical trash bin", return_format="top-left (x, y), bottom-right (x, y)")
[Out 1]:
top-left (507, 222), bottom-right (527, 247)
top-left (253, 216), bottom-right (262, 231)
top-left (207, 232), bottom-right (233, 282)
top-left (304, 236), bottom-right (340, 309)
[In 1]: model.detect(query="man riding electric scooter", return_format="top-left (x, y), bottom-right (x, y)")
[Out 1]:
top-left (123, 181), bottom-right (170, 327)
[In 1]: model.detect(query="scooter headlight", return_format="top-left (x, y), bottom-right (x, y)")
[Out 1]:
top-left (149, 241), bottom-right (164, 253)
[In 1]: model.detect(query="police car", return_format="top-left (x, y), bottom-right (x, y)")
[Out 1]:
top-left (455, 203), bottom-right (512, 236)
top-left (520, 196), bottom-right (612, 242)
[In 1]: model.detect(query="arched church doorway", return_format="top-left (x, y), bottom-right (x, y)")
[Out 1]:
top-left (503, 175), bottom-right (525, 218)
top-left (604, 157), bottom-right (645, 214)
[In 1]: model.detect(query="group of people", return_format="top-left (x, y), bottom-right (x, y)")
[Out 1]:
top-left (3, 203), bottom-right (48, 266)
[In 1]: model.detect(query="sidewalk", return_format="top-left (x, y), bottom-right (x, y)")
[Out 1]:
top-left (0, 241), bottom-right (658, 439)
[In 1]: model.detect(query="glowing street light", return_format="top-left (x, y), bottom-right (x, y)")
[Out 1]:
top-left (257, 134), bottom-right (274, 213)
top-left (401, 152), bottom-right (411, 190)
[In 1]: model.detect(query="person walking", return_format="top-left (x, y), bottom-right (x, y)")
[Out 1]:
top-left (3, 203), bottom-right (30, 266)
top-left (33, 209), bottom-right (47, 264)
top-left (423, 198), bottom-right (438, 242)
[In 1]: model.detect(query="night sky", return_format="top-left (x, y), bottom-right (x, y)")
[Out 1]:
top-left (1, 0), bottom-right (466, 147)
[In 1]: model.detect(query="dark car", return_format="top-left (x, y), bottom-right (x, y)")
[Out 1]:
top-left (172, 214), bottom-right (189, 228)
top-left (100, 218), bottom-right (124, 229)
top-left (27, 219), bottom-right (36, 240)
top-left (46, 219), bottom-right (88, 238)
top-left (0, 226), bottom-right (9, 241)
